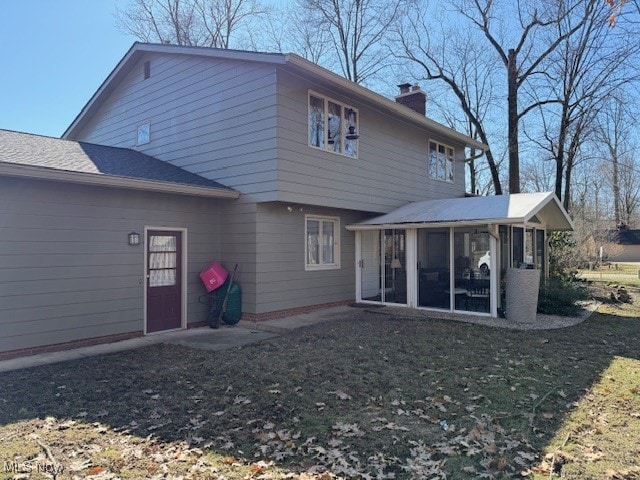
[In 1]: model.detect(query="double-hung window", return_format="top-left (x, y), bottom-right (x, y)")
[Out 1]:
top-left (308, 92), bottom-right (358, 158)
top-left (428, 141), bottom-right (454, 182)
top-left (305, 215), bottom-right (340, 270)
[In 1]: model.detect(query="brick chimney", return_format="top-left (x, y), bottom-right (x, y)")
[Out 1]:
top-left (395, 83), bottom-right (427, 115)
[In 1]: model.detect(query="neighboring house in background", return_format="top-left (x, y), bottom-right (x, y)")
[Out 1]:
top-left (586, 224), bottom-right (640, 263)
top-left (0, 43), bottom-right (573, 359)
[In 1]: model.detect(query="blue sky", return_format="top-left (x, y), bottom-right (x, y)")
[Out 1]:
top-left (0, 0), bottom-right (135, 137)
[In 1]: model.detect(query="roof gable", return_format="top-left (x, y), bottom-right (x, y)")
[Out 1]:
top-left (62, 43), bottom-right (486, 151)
top-left (0, 129), bottom-right (238, 198)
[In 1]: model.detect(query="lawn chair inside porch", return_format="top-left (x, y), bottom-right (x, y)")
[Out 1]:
top-left (465, 274), bottom-right (489, 312)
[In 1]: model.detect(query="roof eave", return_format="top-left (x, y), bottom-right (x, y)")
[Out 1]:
top-left (0, 163), bottom-right (240, 199)
top-left (346, 218), bottom-right (523, 231)
top-left (346, 217), bottom-right (574, 232)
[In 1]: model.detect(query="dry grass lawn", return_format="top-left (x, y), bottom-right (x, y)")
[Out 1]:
top-left (1, 293), bottom-right (638, 479)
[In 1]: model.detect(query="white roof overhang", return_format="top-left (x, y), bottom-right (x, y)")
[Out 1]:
top-left (0, 162), bottom-right (240, 199)
top-left (346, 192), bottom-right (574, 231)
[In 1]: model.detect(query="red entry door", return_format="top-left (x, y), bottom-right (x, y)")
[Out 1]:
top-left (146, 230), bottom-right (182, 333)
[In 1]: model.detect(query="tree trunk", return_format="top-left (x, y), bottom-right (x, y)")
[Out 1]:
top-left (555, 152), bottom-right (564, 204)
top-left (507, 49), bottom-right (520, 193)
top-left (563, 159), bottom-right (572, 212)
top-left (613, 153), bottom-right (620, 225)
top-left (469, 147), bottom-right (477, 195)
top-left (486, 149), bottom-right (502, 195)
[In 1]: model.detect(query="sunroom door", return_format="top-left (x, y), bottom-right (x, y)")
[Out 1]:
top-left (359, 230), bottom-right (381, 302)
top-left (384, 229), bottom-right (407, 304)
top-left (358, 229), bottom-right (407, 305)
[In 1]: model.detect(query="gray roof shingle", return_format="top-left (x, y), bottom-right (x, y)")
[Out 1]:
top-left (0, 129), bottom-right (233, 192)
top-left (598, 228), bottom-right (640, 245)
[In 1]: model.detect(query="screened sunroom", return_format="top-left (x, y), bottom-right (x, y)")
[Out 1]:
top-left (346, 192), bottom-right (574, 318)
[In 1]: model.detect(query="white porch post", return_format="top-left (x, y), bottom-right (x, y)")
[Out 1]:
top-left (355, 230), bottom-right (362, 303)
top-left (406, 229), bottom-right (417, 307)
top-left (489, 233), bottom-right (498, 317)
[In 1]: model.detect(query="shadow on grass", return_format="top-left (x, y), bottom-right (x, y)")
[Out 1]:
top-left (0, 306), bottom-right (638, 478)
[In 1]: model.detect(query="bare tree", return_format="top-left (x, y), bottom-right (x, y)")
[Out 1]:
top-left (596, 97), bottom-right (640, 226)
top-left (252, 4), bottom-right (333, 64)
top-left (394, 0), bottom-right (603, 195)
top-left (618, 154), bottom-right (640, 225)
top-left (454, 0), bottom-right (605, 194)
top-left (116, 0), bottom-right (265, 48)
top-left (293, 0), bottom-right (411, 85)
top-left (524, 0), bottom-right (639, 211)
top-left (394, 7), bottom-right (504, 193)
top-left (605, 0), bottom-right (640, 24)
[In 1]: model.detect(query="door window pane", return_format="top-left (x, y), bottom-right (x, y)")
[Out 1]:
top-left (149, 270), bottom-right (176, 287)
top-left (149, 234), bottom-right (177, 287)
top-left (149, 252), bottom-right (177, 269)
top-left (360, 230), bottom-right (382, 301)
top-left (384, 229), bottom-right (406, 305)
top-left (150, 235), bottom-right (176, 252)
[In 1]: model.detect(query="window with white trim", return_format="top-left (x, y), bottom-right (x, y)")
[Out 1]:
top-left (308, 92), bottom-right (358, 158)
top-left (305, 215), bottom-right (340, 270)
top-left (428, 141), bottom-right (454, 182)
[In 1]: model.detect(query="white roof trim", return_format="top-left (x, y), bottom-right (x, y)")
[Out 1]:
top-left (346, 193), bottom-right (574, 231)
top-left (0, 162), bottom-right (240, 199)
top-left (63, 43), bottom-right (486, 151)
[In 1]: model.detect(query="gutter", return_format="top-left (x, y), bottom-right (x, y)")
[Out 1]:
top-left (0, 163), bottom-right (240, 200)
top-left (345, 219), bottom-right (524, 231)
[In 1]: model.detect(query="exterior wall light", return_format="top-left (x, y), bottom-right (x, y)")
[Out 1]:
top-left (128, 232), bottom-right (141, 246)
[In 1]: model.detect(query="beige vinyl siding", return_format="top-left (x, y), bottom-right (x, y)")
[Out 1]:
top-left (0, 177), bottom-right (223, 354)
top-left (607, 245), bottom-right (640, 262)
top-left (252, 202), bottom-right (365, 314)
top-left (71, 51), bottom-right (468, 213)
top-left (219, 200), bottom-right (259, 314)
top-left (275, 69), bottom-right (467, 213)
top-left (73, 53), bottom-right (279, 200)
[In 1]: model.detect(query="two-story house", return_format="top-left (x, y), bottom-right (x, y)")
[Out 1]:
top-left (0, 43), bottom-right (572, 359)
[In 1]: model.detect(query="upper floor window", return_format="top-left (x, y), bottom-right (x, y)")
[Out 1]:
top-left (309, 92), bottom-right (358, 158)
top-left (428, 141), bottom-right (454, 182)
